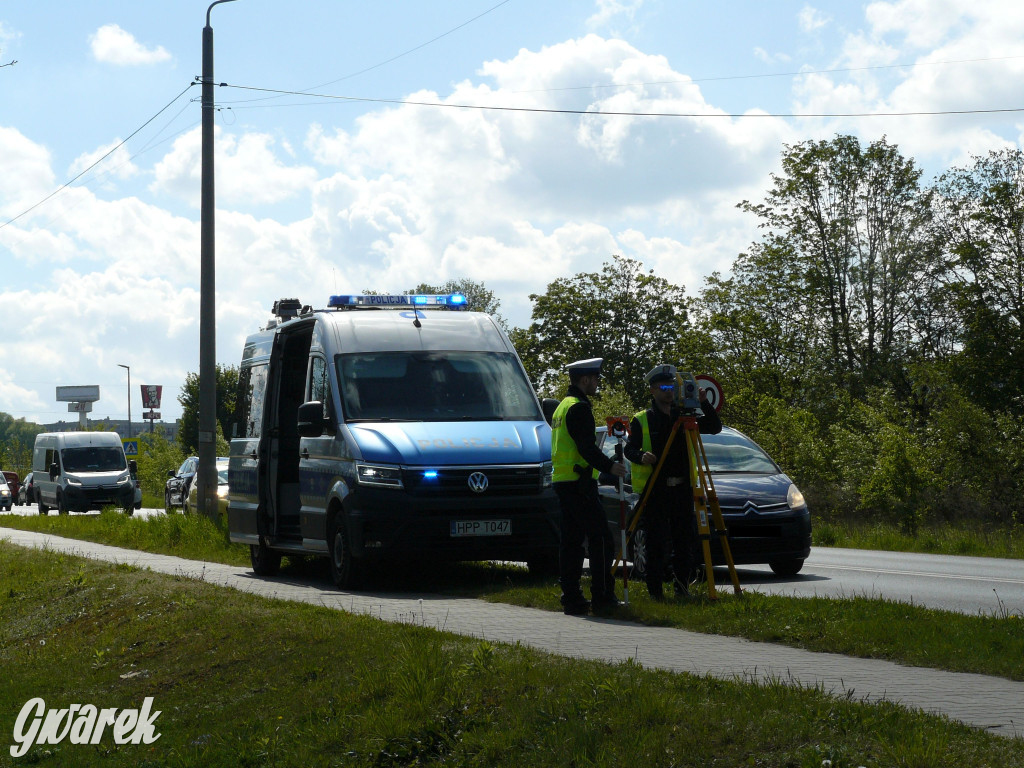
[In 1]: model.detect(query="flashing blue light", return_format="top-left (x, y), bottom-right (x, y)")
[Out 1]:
top-left (423, 470), bottom-right (439, 479)
top-left (328, 293), bottom-right (469, 309)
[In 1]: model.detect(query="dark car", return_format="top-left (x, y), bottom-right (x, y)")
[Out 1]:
top-left (597, 424), bottom-right (811, 578)
top-left (17, 472), bottom-right (34, 506)
top-left (165, 456), bottom-right (198, 513)
top-left (186, 457), bottom-right (229, 517)
top-left (2, 470), bottom-right (19, 508)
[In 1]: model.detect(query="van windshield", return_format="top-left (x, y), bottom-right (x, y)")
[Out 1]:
top-left (338, 351), bottom-right (542, 422)
top-left (61, 447), bottom-right (127, 473)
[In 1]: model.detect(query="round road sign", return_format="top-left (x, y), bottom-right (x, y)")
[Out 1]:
top-left (694, 374), bottom-right (724, 412)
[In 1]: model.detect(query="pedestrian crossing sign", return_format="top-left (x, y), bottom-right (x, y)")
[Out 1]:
top-left (122, 438), bottom-right (139, 457)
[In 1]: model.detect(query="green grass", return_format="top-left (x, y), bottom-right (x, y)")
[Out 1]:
top-left (1, 544), bottom-right (1021, 767)
top-left (2, 511), bottom-right (1023, 685)
top-left (813, 517), bottom-right (1024, 559)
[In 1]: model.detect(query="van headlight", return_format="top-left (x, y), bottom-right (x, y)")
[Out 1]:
top-left (356, 464), bottom-right (404, 489)
top-left (541, 461), bottom-right (553, 488)
top-left (117, 473), bottom-right (131, 485)
top-left (66, 476), bottom-right (83, 486)
top-left (787, 483), bottom-right (806, 510)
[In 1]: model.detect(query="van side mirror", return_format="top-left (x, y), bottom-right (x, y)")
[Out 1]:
top-left (49, 462), bottom-right (59, 480)
top-left (541, 398), bottom-right (559, 426)
top-left (129, 459), bottom-right (138, 473)
top-left (297, 401), bottom-right (326, 438)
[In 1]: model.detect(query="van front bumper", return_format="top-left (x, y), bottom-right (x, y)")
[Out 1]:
top-left (345, 487), bottom-right (560, 561)
top-left (63, 484), bottom-right (135, 512)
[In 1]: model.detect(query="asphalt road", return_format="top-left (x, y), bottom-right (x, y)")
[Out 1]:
top-left (729, 546), bottom-right (1024, 617)
top-left (7, 503), bottom-right (1023, 617)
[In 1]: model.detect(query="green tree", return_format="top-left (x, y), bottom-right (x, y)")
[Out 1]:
top-left (738, 135), bottom-right (935, 399)
top-left (932, 148), bottom-right (1024, 413)
top-left (135, 430), bottom-right (185, 502)
top-left (511, 255), bottom-right (690, 406)
top-left (177, 365), bottom-right (240, 455)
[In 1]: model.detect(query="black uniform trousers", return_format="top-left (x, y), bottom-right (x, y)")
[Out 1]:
top-left (643, 484), bottom-right (700, 597)
top-left (555, 478), bottom-right (615, 604)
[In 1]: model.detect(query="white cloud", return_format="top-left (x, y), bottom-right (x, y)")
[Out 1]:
top-left (89, 24), bottom-right (171, 66)
top-left (151, 128), bottom-right (318, 207)
top-left (68, 140), bottom-right (139, 183)
top-left (587, 0), bottom-right (645, 31)
top-left (798, 5), bottom-right (830, 34)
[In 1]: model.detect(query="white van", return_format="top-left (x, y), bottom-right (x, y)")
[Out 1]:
top-left (228, 294), bottom-right (560, 587)
top-left (33, 431), bottom-right (136, 515)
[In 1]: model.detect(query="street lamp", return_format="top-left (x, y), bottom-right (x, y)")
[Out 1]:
top-left (198, 0), bottom-right (237, 522)
top-left (117, 364), bottom-right (131, 438)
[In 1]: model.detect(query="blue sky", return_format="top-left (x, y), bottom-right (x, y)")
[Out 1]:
top-left (2, 0), bottom-right (1024, 426)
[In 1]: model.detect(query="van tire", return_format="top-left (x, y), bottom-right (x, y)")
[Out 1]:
top-left (57, 493), bottom-right (69, 516)
top-left (328, 513), bottom-right (360, 589)
top-left (250, 539), bottom-right (282, 576)
top-left (38, 499), bottom-right (48, 515)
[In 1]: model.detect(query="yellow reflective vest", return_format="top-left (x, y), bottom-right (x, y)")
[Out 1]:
top-left (629, 410), bottom-right (655, 494)
top-left (551, 396), bottom-right (598, 483)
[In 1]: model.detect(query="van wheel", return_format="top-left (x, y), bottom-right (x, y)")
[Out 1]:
top-left (38, 499), bottom-right (48, 515)
top-left (57, 493), bottom-right (69, 516)
top-left (328, 514), bottom-right (360, 589)
top-left (250, 539), bottom-right (282, 576)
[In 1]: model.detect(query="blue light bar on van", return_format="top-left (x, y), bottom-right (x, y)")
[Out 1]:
top-left (328, 293), bottom-right (468, 309)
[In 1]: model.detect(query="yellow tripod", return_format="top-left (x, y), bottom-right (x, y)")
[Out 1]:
top-left (613, 412), bottom-right (742, 600)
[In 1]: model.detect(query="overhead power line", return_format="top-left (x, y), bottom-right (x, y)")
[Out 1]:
top-left (219, 82), bottom-right (1024, 119)
top-left (0, 83), bottom-right (196, 232)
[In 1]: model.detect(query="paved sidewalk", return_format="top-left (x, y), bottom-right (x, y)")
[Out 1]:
top-left (3, 527), bottom-right (1022, 739)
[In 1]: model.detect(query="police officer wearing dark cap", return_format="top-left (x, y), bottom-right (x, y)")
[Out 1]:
top-left (550, 358), bottom-right (627, 615)
top-left (624, 364), bottom-right (721, 599)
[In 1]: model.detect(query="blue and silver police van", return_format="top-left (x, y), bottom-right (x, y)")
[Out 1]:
top-left (228, 293), bottom-right (560, 587)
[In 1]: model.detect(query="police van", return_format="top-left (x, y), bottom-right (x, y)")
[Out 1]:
top-left (227, 294), bottom-right (560, 587)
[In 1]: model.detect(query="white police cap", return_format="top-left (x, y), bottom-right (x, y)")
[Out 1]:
top-left (646, 364), bottom-right (677, 384)
top-left (566, 358), bottom-right (603, 375)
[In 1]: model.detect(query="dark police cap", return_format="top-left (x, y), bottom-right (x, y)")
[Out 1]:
top-left (646, 364), bottom-right (677, 385)
top-left (566, 358), bottom-right (603, 376)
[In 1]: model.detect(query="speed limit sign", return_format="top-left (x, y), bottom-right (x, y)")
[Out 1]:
top-left (694, 374), bottom-right (724, 412)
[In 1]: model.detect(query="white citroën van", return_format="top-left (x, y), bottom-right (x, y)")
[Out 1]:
top-left (228, 294), bottom-right (560, 588)
top-left (32, 431), bottom-right (136, 514)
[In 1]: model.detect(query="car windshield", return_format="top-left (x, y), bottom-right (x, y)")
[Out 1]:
top-left (217, 465), bottom-right (229, 485)
top-left (61, 447), bottom-right (127, 473)
top-left (701, 433), bottom-right (778, 473)
top-left (337, 351), bottom-right (542, 422)
top-left (598, 428), bottom-right (778, 474)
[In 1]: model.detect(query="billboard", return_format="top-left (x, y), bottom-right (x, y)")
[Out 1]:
top-left (141, 385), bottom-right (162, 409)
top-left (56, 385), bottom-right (100, 402)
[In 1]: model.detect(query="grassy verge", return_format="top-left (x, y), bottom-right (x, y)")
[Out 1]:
top-left (1, 544), bottom-right (1021, 767)
top-left (814, 517), bottom-right (1024, 559)
top-left (2, 512), bottom-right (1023, 684)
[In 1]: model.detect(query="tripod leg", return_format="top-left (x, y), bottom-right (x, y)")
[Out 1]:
top-left (685, 425), bottom-right (719, 599)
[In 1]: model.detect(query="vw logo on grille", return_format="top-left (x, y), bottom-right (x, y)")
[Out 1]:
top-left (467, 472), bottom-right (489, 493)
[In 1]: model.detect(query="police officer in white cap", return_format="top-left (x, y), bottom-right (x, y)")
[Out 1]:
top-left (550, 358), bottom-right (627, 614)
top-left (624, 364), bottom-right (721, 599)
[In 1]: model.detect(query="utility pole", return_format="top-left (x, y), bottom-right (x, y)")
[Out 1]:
top-left (198, 0), bottom-right (237, 522)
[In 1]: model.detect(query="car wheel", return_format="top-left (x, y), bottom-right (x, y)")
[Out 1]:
top-left (630, 526), bottom-right (649, 580)
top-left (250, 538), bottom-right (282, 577)
top-left (182, 494), bottom-right (192, 515)
top-left (328, 512), bottom-right (360, 589)
top-left (164, 490), bottom-right (174, 514)
top-left (769, 558), bottom-right (805, 577)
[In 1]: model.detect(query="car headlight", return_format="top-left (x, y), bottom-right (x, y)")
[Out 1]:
top-left (356, 464), bottom-right (404, 489)
top-left (541, 461), bottom-right (553, 488)
top-left (66, 476), bottom-right (83, 486)
top-left (0, 489), bottom-right (9, 499)
top-left (787, 483), bottom-right (806, 510)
